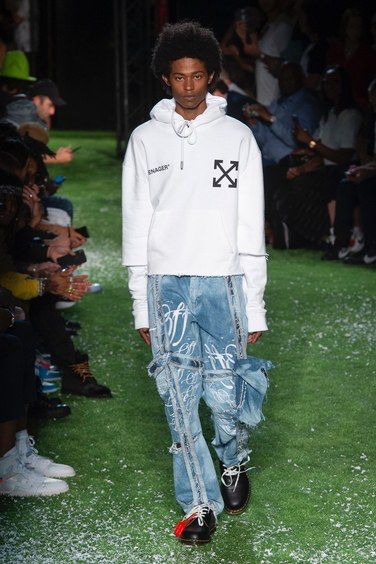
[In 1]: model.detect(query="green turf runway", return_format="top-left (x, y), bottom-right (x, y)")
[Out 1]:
top-left (0, 132), bottom-right (375, 563)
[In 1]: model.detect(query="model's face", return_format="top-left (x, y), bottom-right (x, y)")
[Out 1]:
top-left (163, 58), bottom-right (213, 112)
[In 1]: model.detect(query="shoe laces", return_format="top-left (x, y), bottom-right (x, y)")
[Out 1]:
top-left (173, 504), bottom-right (211, 537)
top-left (221, 456), bottom-right (252, 492)
top-left (70, 360), bottom-right (92, 382)
top-left (17, 435), bottom-right (40, 464)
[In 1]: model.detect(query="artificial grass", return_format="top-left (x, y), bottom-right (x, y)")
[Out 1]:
top-left (0, 131), bottom-right (375, 563)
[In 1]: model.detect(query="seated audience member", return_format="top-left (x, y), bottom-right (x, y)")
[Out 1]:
top-left (247, 61), bottom-right (320, 165)
top-left (0, 126), bottom-right (111, 398)
top-left (220, 56), bottom-right (256, 122)
top-left (297, 3), bottom-right (329, 92)
top-left (254, 2), bottom-right (330, 93)
top-left (236, 0), bottom-right (293, 105)
top-left (212, 79), bottom-right (228, 99)
top-left (0, 53), bottom-right (73, 165)
top-left (0, 282), bottom-right (74, 495)
top-left (323, 79), bottom-right (376, 264)
top-left (19, 123), bottom-right (74, 227)
top-left (327, 8), bottom-right (376, 110)
top-left (220, 6), bottom-right (264, 87)
top-left (0, 50), bottom-right (41, 123)
top-left (27, 79), bottom-right (73, 164)
top-left (265, 65), bottom-right (362, 248)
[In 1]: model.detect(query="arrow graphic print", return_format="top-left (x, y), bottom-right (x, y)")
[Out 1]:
top-left (212, 160), bottom-right (239, 188)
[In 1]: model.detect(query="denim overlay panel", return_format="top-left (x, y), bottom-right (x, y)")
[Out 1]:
top-left (146, 274), bottom-right (273, 514)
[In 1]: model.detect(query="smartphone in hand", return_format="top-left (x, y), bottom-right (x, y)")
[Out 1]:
top-left (57, 249), bottom-right (87, 268)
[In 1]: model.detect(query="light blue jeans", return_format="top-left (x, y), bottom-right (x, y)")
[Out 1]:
top-left (147, 275), bottom-right (271, 515)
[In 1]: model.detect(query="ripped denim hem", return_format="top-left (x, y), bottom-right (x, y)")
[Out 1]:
top-left (234, 356), bottom-right (274, 429)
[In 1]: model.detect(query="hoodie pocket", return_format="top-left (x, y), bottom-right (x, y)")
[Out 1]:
top-left (148, 209), bottom-right (235, 265)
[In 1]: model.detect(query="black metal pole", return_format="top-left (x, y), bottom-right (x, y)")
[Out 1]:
top-left (120, 0), bottom-right (129, 149)
top-left (114, 0), bottom-right (122, 157)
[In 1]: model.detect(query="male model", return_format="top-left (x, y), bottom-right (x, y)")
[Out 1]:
top-left (123, 21), bottom-right (270, 544)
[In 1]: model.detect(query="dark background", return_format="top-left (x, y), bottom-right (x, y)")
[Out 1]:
top-left (31, 0), bottom-right (375, 131)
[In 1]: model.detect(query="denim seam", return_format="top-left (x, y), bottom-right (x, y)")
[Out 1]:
top-left (225, 276), bottom-right (250, 462)
top-left (151, 276), bottom-right (209, 508)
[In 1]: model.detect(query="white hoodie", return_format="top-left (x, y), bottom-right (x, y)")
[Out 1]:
top-left (122, 94), bottom-right (267, 332)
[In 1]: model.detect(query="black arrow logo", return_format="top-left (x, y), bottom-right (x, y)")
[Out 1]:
top-left (213, 160), bottom-right (239, 188)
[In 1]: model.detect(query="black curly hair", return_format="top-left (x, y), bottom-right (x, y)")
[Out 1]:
top-left (151, 21), bottom-right (222, 93)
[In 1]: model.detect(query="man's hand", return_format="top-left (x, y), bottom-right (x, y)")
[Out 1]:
top-left (22, 184), bottom-right (43, 227)
top-left (46, 272), bottom-right (90, 300)
top-left (286, 166), bottom-right (301, 180)
top-left (293, 125), bottom-right (313, 145)
top-left (346, 164), bottom-right (376, 183)
top-left (69, 227), bottom-right (87, 248)
top-left (291, 147), bottom-right (314, 157)
top-left (241, 32), bottom-right (260, 57)
top-left (138, 328), bottom-right (151, 346)
top-left (243, 103), bottom-right (273, 123)
top-left (247, 331), bottom-right (263, 344)
top-left (225, 43), bottom-right (240, 57)
top-left (55, 146), bottom-right (74, 164)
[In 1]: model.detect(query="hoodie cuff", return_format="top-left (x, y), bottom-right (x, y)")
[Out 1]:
top-left (134, 306), bottom-right (149, 330)
top-left (246, 310), bottom-right (268, 333)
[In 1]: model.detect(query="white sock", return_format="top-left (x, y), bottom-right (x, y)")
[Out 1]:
top-left (15, 429), bottom-right (28, 442)
top-left (352, 226), bottom-right (363, 238)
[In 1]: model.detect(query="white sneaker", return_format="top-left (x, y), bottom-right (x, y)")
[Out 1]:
top-left (349, 233), bottom-right (365, 254)
top-left (338, 246), bottom-right (350, 260)
top-left (17, 433), bottom-right (76, 479)
top-left (55, 300), bottom-right (75, 310)
top-left (0, 448), bottom-right (69, 497)
top-left (364, 252), bottom-right (376, 265)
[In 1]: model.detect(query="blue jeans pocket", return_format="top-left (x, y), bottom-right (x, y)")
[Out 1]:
top-left (234, 356), bottom-right (273, 428)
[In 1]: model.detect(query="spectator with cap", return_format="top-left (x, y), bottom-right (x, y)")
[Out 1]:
top-left (27, 79), bottom-right (73, 165)
top-left (0, 50), bottom-right (42, 126)
top-left (0, 53), bottom-right (74, 165)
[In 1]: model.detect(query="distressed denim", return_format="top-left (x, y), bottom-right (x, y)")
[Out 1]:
top-left (147, 275), bottom-right (271, 515)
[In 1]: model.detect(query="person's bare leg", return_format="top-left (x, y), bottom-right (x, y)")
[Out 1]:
top-left (328, 200), bottom-right (336, 226)
top-left (0, 420), bottom-right (17, 457)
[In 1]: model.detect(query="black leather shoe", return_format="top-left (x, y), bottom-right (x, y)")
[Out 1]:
top-left (62, 353), bottom-right (112, 398)
top-left (65, 320), bottom-right (82, 331)
top-left (174, 505), bottom-right (216, 545)
top-left (29, 395), bottom-right (71, 420)
top-left (219, 459), bottom-right (251, 515)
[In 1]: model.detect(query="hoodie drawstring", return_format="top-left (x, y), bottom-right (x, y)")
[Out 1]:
top-left (171, 115), bottom-right (198, 170)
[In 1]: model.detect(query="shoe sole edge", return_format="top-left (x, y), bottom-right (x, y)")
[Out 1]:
top-left (179, 526), bottom-right (217, 545)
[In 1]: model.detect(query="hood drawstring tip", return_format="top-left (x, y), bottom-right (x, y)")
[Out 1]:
top-left (180, 161), bottom-right (184, 170)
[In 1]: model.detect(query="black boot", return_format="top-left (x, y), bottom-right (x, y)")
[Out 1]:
top-left (174, 505), bottom-right (216, 545)
top-left (219, 459), bottom-right (251, 515)
top-left (61, 352), bottom-right (112, 398)
top-left (29, 393), bottom-right (71, 419)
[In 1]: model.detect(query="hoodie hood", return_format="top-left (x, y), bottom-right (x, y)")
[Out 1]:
top-left (150, 93), bottom-right (227, 169)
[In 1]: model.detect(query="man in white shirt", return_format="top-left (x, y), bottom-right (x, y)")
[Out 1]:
top-left (236, 0), bottom-right (293, 105)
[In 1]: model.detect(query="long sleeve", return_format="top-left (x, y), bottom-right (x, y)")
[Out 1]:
top-left (238, 132), bottom-right (268, 332)
top-left (122, 132), bottom-right (154, 267)
top-left (269, 96), bottom-right (319, 148)
top-left (239, 254), bottom-right (267, 332)
top-left (127, 266), bottom-right (149, 329)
